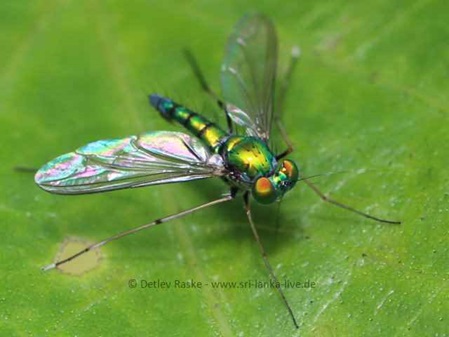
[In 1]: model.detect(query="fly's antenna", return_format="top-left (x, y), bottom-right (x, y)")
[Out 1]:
top-left (296, 171), bottom-right (349, 182)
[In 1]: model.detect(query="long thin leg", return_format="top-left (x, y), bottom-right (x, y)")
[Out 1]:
top-left (42, 193), bottom-right (235, 271)
top-left (303, 179), bottom-right (401, 224)
top-left (243, 193), bottom-right (299, 329)
top-left (183, 49), bottom-right (234, 133)
top-left (14, 166), bottom-right (38, 173)
top-left (275, 46), bottom-right (301, 160)
top-left (274, 198), bottom-right (283, 237)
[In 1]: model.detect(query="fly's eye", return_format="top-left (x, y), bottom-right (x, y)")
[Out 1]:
top-left (280, 159), bottom-right (299, 182)
top-left (252, 177), bottom-right (277, 204)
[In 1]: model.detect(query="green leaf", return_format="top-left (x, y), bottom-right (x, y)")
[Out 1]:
top-left (1, 0), bottom-right (447, 336)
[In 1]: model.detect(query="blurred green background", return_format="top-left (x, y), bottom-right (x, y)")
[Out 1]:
top-left (1, 0), bottom-right (447, 336)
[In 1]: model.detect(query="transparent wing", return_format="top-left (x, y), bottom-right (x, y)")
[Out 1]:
top-left (221, 13), bottom-right (278, 140)
top-left (35, 131), bottom-right (226, 194)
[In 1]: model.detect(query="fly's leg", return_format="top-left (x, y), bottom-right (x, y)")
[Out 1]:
top-left (183, 49), bottom-right (234, 133)
top-left (277, 46), bottom-right (301, 121)
top-left (14, 166), bottom-right (38, 173)
top-left (274, 198), bottom-right (283, 237)
top-left (303, 179), bottom-right (401, 224)
top-left (42, 192), bottom-right (236, 271)
top-left (243, 192), bottom-right (299, 329)
top-left (275, 46), bottom-right (301, 160)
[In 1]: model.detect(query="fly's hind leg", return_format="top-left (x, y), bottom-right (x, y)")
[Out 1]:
top-left (275, 46), bottom-right (301, 160)
top-left (183, 49), bottom-right (234, 133)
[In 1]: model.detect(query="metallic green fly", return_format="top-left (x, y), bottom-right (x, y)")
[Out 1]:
top-left (35, 13), bottom-right (400, 329)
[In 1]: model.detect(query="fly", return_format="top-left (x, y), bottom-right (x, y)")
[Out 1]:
top-left (35, 13), bottom-right (400, 329)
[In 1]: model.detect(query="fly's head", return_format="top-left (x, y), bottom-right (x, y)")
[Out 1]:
top-left (252, 159), bottom-right (299, 204)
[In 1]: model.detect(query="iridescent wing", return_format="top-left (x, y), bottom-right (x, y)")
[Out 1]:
top-left (221, 13), bottom-right (278, 140)
top-left (35, 131), bottom-right (226, 194)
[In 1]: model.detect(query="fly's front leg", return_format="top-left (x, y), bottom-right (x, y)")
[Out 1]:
top-left (303, 178), bottom-right (401, 224)
top-left (243, 192), bottom-right (299, 329)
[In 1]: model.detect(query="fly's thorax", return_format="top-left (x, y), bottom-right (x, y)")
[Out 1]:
top-left (252, 159), bottom-right (299, 204)
top-left (218, 136), bottom-right (299, 203)
top-left (220, 136), bottom-right (276, 186)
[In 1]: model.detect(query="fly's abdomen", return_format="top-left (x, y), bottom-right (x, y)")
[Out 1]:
top-left (150, 94), bottom-right (227, 151)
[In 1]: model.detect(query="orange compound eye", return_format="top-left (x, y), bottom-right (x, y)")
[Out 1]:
top-left (280, 160), bottom-right (299, 182)
top-left (252, 177), bottom-right (277, 204)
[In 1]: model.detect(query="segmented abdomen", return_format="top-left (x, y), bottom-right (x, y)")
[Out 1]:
top-left (150, 94), bottom-right (227, 152)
